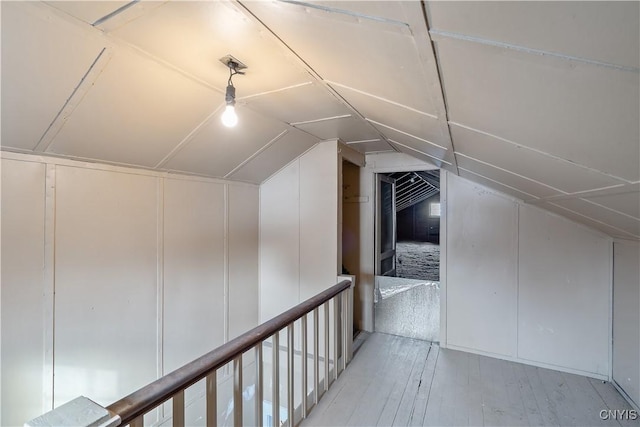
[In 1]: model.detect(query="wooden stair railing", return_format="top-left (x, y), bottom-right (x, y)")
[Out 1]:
top-left (26, 278), bottom-right (354, 427)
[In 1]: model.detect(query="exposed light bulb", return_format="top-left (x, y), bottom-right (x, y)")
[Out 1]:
top-left (221, 104), bottom-right (238, 128)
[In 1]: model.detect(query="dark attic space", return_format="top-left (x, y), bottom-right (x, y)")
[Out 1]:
top-left (385, 170), bottom-right (440, 282)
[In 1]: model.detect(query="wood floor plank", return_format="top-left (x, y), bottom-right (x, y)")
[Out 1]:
top-left (304, 332), bottom-right (389, 422)
top-left (302, 333), bottom-right (638, 427)
top-left (523, 364), bottom-right (563, 426)
top-left (422, 349), bottom-right (447, 426)
top-left (479, 354), bottom-right (516, 427)
top-left (407, 344), bottom-right (439, 426)
top-left (305, 333), bottom-right (403, 426)
top-left (345, 335), bottom-right (419, 426)
top-left (589, 377), bottom-right (639, 427)
top-left (376, 340), bottom-right (425, 426)
top-left (499, 360), bottom-right (530, 426)
top-left (444, 350), bottom-right (474, 427)
top-left (391, 341), bottom-right (432, 426)
top-left (466, 352), bottom-right (485, 427)
top-left (562, 370), bottom-right (596, 427)
top-left (423, 346), bottom-right (461, 426)
top-left (534, 364), bottom-right (577, 426)
top-left (512, 362), bottom-right (546, 426)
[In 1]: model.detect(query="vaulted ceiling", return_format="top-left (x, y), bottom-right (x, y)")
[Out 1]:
top-left (2, 1), bottom-right (638, 240)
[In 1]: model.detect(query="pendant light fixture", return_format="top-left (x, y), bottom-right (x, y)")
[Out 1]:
top-left (219, 55), bottom-right (246, 128)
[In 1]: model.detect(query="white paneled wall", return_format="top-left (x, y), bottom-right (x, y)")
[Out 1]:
top-left (163, 179), bottom-right (226, 373)
top-left (299, 143), bottom-right (339, 300)
top-left (1, 160), bottom-right (48, 426)
top-left (518, 204), bottom-right (610, 376)
top-left (446, 174), bottom-right (518, 357)
top-left (613, 240), bottom-right (640, 407)
top-left (228, 185), bottom-right (260, 340)
top-left (445, 172), bottom-right (612, 379)
top-left (259, 157), bottom-right (301, 322)
top-left (54, 167), bottom-right (159, 408)
top-left (0, 154), bottom-right (259, 427)
top-left (260, 141), bottom-right (339, 322)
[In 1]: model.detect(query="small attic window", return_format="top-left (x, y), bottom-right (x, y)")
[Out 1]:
top-left (429, 202), bottom-right (441, 217)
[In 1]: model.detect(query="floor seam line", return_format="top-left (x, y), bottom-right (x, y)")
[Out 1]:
top-left (422, 344), bottom-right (440, 426)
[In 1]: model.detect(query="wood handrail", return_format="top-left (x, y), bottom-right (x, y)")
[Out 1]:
top-left (107, 279), bottom-right (352, 425)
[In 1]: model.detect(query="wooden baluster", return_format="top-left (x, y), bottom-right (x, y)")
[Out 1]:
top-left (287, 324), bottom-right (294, 426)
top-left (255, 344), bottom-right (263, 427)
top-left (324, 302), bottom-right (329, 391)
top-left (172, 390), bottom-right (184, 427)
top-left (333, 296), bottom-right (339, 380)
top-left (233, 357), bottom-right (243, 427)
top-left (272, 333), bottom-right (280, 427)
top-left (206, 371), bottom-right (217, 427)
top-left (313, 308), bottom-right (320, 405)
top-left (301, 315), bottom-right (308, 418)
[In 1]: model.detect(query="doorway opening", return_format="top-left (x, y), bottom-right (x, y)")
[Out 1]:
top-left (393, 170), bottom-right (440, 282)
top-left (374, 170), bottom-right (441, 343)
top-left (341, 159), bottom-right (362, 337)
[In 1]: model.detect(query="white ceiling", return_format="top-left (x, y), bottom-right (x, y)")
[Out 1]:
top-left (1, 1), bottom-right (638, 240)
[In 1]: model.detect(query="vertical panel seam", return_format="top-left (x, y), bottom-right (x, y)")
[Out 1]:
top-left (157, 178), bottom-right (165, 381)
top-left (609, 240), bottom-right (614, 381)
top-left (43, 163), bottom-right (56, 411)
top-left (516, 203), bottom-right (520, 359)
top-left (258, 186), bottom-right (262, 324)
top-left (156, 177), bottom-right (165, 422)
top-left (224, 184), bottom-right (230, 343)
top-left (298, 159), bottom-right (302, 305)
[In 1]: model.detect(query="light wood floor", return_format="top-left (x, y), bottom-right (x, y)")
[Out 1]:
top-left (302, 332), bottom-right (638, 427)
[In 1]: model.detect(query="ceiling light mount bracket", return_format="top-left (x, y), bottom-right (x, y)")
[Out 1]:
top-left (219, 55), bottom-right (248, 75)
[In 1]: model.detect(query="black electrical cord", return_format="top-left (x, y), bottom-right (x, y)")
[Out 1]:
top-left (227, 62), bottom-right (241, 87)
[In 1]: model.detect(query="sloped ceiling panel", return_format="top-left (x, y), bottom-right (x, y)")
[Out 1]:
top-left (227, 128), bottom-right (318, 183)
top-left (242, 0), bottom-right (438, 115)
top-left (458, 168), bottom-right (542, 203)
top-left (427, 0), bottom-right (639, 240)
top-left (367, 151), bottom-right (439, 172)
top-left (45, 1), bottom-right (130, 25)
top-left (540, 202), bottom-right (639, 241)
top-left (48, 48), bottom-right (218, 168)
top-left (329, 83), bottom-right (445, 149)
top-left (427, 1), bottom-right (640, 70)
top-left (435, 37), bottom-right (639, 183)
top-left (346, 139), bottom-right (394, 154)
top-left (304, 1), bottom-right (413, 24)
top-left (241, 0), bottom-right (456, 170)
top-left (552, 198), bottom-right (640, 238)
top-left (294, 116), bottom-right (381, 143)
top-left (387, 140), bottom-right (450, 171)
top-left (450, 125), bottom-right (626, 194)
top-left (371, 123), bottom-right (453, 168)
top-left (107, 1), bottom-right (312, 95)
top-left (163, 105), bottom-right (289, 177)
top-left (455, 155), bottom-right (561, 200)
top-left (243, 82), bottom-right (351, 125)
top-left (583, 190), bottom-right (640, 220)
top-left (1, 2), bottom-right (106, 151)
